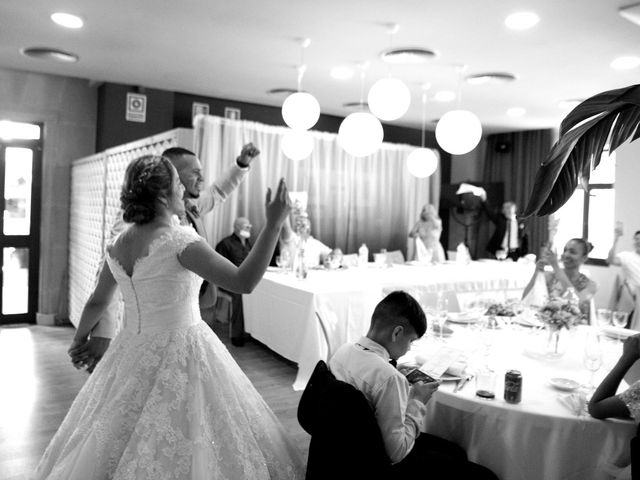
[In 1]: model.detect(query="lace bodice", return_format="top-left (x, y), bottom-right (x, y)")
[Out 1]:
top-left (106, 226), bottom-right (203, 335)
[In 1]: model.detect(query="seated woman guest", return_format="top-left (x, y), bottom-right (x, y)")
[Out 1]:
top-left (589, 333), bottom-right (640, 421)
top-left (407, 204), bottom-right (445, 263)
top-left (522, 238), bottom-right (597, 322)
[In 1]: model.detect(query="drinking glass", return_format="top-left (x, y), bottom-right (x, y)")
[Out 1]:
top-left (612, 311), bottom-right (630, 342)
top-left (596, 308), bottom-right (612, 328)
top-left (435, 294), bottom-right (449, 341)
top-left (475, 367), bottom-right (497, 399)
top-left (276, 250), bottom-right (290, 272)
top-left (583, 335), bottom-right (603, 390)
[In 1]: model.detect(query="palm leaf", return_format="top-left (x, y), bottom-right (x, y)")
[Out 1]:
top-left (523, 84), bottom-right (640, 217)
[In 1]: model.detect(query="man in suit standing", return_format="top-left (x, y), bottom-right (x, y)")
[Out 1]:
top-left (215, 217), bottom-right (253, 346)
top-left (483, 200), bottom-right (528, 261)
top-left (70, 143), bottom-right (259, 370)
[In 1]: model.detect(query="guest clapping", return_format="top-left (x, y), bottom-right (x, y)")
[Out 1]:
top-left (589, 333), bottom-right (640, 421)
top-left (522, 239), bottom-right (597, 322)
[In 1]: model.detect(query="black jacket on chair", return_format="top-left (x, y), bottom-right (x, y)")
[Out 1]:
top-left (298, 360), bottom-right (394, 480)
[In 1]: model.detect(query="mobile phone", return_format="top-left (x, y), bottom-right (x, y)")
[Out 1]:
top-left (405, 368), bottom-right (438, 384)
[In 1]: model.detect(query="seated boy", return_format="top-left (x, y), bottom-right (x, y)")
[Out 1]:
top-left (329, 290), bottom-right (498, 479)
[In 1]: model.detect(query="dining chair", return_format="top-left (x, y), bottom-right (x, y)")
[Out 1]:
top-left (297, 360), bottom-right (393, 480)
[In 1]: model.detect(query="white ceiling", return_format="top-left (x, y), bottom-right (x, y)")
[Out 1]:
top-left (1, 0), bottom-right (639, 134)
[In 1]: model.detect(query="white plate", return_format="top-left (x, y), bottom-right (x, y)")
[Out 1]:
top-left (600, 326), bottom-right (638, 340)
top-left (447, 312), bottom-right (481, 324)
top-left (512, 316), bottom-right (543, 328)
top-left (549, 377), bottom-right (581, 392)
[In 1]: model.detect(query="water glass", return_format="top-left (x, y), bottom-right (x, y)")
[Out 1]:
top-left (475, 367), bottom-right (497, 399)
top-left (596, 308), bottom-right (612, 328)
top-left (612, 311), bottom-right (630, 341)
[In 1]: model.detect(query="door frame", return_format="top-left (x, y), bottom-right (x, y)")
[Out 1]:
top-left (0, 128), bottom-right (42, 324)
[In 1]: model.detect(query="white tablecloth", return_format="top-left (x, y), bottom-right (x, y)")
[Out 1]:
top-left (409, 325), bottom-right (636, 480)
top-left (243, 260), bottom-right (534, 389)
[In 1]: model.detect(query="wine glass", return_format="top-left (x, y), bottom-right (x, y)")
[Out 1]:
top-left (276, 250), bottom-right (290, 272)
top-left (612, 311), bottom-right (630, 342)
top-left (596, 308), bottom-right (612, 328)
top-left (434, 293), bottom-right (449, 341)
top-left (583, 336), bottom-right (603, 390)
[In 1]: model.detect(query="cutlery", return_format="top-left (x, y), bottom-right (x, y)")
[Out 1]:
top-left (454, 375), bottom-right (473, 393)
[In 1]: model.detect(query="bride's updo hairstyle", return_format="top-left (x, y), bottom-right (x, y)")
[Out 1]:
top-left (121, 155), bottom-right (175, 224)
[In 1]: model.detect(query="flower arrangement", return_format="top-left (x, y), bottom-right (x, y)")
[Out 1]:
top-left (537, 297), bottom-right (583, 331)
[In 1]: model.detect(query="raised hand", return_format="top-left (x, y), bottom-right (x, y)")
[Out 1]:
top-left (265, 178), bottom-right (292, 227)
top-left (614, 222), bottom-right (624, 239)
top-left (237, 142), bottom-right (260, 167)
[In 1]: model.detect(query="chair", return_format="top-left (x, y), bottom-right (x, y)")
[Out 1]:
top-left (631, 422), bottom-right (640, 479)
top-left (298, 361), bottom-right (393, 480)
top-left (214, 289), bottom-right (233, 324)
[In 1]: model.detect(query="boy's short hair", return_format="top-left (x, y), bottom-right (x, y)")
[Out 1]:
top-left (371, 291), bottom-right (427, 337)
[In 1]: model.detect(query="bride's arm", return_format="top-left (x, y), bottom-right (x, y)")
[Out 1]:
top-left (179, 179), bottom-right (291, 294)
top-left (72, 263), bottom-right (118, 343)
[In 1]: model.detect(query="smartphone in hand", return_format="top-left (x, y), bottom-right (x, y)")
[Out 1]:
top-left (405, 368), bottom-right (438, 384)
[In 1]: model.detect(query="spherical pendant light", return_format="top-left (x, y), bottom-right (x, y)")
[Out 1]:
top-left (367, 77), bottom-right (411, 121)
top-left (338, 112), bottom-right (384, 157)
top-left (435, 109), bottom-right (482, 155)
top-left (407, 148), bottom-right (438, 178)
top-left (281, 129), bottom-right (314, 161)
top-left (281, 92), bottom-right (320, 130)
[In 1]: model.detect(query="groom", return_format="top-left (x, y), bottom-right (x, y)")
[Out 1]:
top-left (70, 143), bottom-right (260, 371)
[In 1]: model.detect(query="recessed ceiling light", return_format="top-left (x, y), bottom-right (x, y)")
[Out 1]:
top-left (51, 12), bottom-right (84, 29)
top-left (20, 47), bottom-right (79, 62)
top-left (507, 107), bottom-right (526, 117)
top-left (505, 12), bottom-right (540, 30)
top-left (380, 47), bottom-right (437, 65)
top-left (610, 56), bottom-right (640, 70)
top-left (466, 72), bottom-right (518, 85)
top-left (433, 90), bottom-right (456, 102)
top-left (558, 99), bottom-right (583, 110)
top-left (330, 66), bottom-right (354, 80)
top-left (266, 88), bottom-right (298, 95)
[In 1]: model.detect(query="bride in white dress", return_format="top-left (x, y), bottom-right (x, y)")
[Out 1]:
top-left (33, 155), bottom-right (305, 480)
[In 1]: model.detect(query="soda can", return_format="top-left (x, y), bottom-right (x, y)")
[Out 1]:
top-left (504, 370), bottom-right (522, 404)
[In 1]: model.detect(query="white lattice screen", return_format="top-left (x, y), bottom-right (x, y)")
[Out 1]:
top-left (68, 129), bottom-right (194, 326)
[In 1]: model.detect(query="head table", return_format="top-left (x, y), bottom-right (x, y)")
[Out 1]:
top-left (404, 324), bottom-right (636, 480)
top-left (243, 260), bottom-right (534, 390)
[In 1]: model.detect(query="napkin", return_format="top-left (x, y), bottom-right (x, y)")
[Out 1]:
top-left (557, 392), bottom-right (588, 416)
top-left (445, 360), bottom-right (467, 377)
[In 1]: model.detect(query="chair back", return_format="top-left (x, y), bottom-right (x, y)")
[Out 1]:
top-left (632, 422), bottom-right (640, 480)
top-left (298, 360), bottom-right (392, 480)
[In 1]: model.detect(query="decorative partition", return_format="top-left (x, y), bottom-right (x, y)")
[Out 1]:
top-left (68, 128), bottom-right (194, 325)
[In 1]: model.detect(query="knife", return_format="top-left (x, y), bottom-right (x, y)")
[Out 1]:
top-left (454, 375), bottom-right (473, 393)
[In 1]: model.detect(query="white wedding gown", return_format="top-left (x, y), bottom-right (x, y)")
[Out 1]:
top-left (33, 226), bottom-right (305, 480)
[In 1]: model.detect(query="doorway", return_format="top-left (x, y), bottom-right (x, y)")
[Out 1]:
top-left (0, 121), bottom-right (42, 324)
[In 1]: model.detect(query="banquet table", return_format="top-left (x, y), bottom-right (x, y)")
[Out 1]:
top-left (407, 324), bottom-right (637, 480)
top-left (243, 260), bottom-right (534, 389)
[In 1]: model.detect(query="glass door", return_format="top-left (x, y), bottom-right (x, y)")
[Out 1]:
top-left (0, 121), bottom-right (42, 324)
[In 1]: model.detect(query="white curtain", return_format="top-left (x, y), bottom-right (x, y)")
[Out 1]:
top-left (194, 115), bottom-right (440, 256)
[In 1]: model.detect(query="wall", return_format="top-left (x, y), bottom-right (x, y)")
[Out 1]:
top-left (0, 67), bottom-right (98, 321)
top-left (450, 139), bottom-right (486, 184)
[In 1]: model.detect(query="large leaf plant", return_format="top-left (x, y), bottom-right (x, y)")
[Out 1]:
top-left (523, 84), bottom-right (640, 217)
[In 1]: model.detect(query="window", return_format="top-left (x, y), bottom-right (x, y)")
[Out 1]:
top-left (552, 150), bottom-right (615, 264)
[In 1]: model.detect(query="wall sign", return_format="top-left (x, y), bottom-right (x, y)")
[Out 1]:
top-left (126, 92), bottom-right (147, 123)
